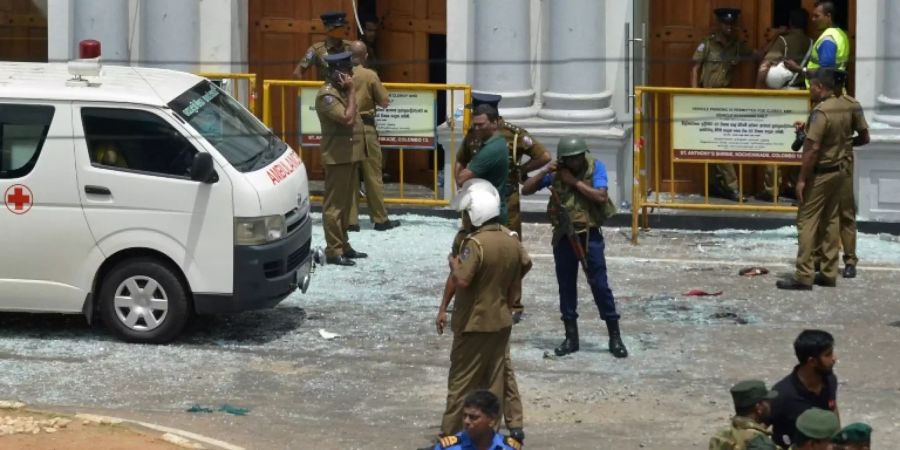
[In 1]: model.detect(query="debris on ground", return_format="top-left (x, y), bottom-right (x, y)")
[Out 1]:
top-left (186, 404), bottom-right (249, 416)
top-left (0, 415), bottom-right (70, 436)
top-left (75, 413), bottom-right (123, 425)
top-left (186, 405), bottom-right (214, 414)
top-left (162, 432), bottom-right (206, 449)
top-left (683, 289), bottom-right (723, 297)
top-left (318, 329), bottom-right (341, 340)
top-left (0, 401), bottom-right (25, 410)
top-left (738, 267), bottom-right (769, 277)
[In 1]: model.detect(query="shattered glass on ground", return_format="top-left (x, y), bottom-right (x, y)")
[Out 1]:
top-left (1, 214), bottom-right (898, 449)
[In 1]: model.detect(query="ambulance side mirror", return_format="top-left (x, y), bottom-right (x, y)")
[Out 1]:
top-left (191, 152), bottom-right (216, 183)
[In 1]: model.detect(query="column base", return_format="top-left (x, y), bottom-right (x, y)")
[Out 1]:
top-left (538, 91), bottom-right (616, 124)
top-left (474, 88), bottom-right (535, 113)
top-left (873, 95), bottom-right (900, 128)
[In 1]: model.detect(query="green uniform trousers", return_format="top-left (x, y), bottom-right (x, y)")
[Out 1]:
top-left (794, 170), bottom-right (843, 284)
top-left (762, 165), bottom-right (799, 197)
top-left (711, 163), bottom-right (739, 195)
top-left (441, 327), bottom-right (511, 436)
top-left (348, 125), bottom-right (389, 227)
top-left (323, 162), bottom-right (359, 258)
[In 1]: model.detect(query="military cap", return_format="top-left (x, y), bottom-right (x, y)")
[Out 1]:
top-left (320, 11), bottom-right (348, 29)
top-left (323, 51), bottom-right (353, 71)
top-left (795, 408), bottom-right (841, 440)
top-left (714, 8), bottom-right (741, 24)
top-left (730, 380), bottom-right (778, 409)
top-left (470, 92), bottom-right (502, 110)
top-left (832, 423), bottom-right (872, 444)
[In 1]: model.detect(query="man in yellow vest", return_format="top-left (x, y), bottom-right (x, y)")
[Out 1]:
top-left (783, 1), bottom-right (849, 86)
top-left (785, 1), bottom-right (858, 279)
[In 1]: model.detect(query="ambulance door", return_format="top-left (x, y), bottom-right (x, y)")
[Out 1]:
top-left (0, 101), bottom-right (99, 312)
top-left (72, 105), bottom-right (234, 297)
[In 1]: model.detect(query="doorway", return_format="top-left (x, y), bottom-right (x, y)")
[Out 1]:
top-left (0, 0), bottom-right (47, 62)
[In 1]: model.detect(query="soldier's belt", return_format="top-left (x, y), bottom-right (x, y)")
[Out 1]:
top-left (361, 116), bottom-right (376, 126)
top-left (813, 165), bottom-right (841, 175)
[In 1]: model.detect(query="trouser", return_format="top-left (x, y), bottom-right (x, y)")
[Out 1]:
top-left (794, 171), bottom-right (842, 284)
top-left (762, 165), bottom-right (799, 196)
top-left (554, 228), bottom-right (620, 322)
top-left (813, 162), bottom-right (858, 267)
top-left (710, 163), bottom-right (738, 194)
top-left (503, 346), bottom-right (523, 429)
top-left (441, 328), bottom-right (510, 436)
top-left (348, 125), bottom-right (389, 226)
top-left (323, 162), bottom-right (359, 258)
top-left (506, 191), bottom-right (524, 314)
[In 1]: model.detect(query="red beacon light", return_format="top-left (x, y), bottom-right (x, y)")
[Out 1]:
top-left (68, 39), bottom-right (103, 85)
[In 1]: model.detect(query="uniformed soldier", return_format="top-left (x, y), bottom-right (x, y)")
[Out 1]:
top-left (433, 390), bottom-right (523, 450)
top-left (757, 8), bottom-right (811, 201)
top-left (791, 408), bottom-right (840, 449)
top-left (709, 380), bottom-right (780, 450)
top-left (832, 423), bottom-right (872, 450)
top-left (455, 93), bottom-right (552, 237)
top-left (314, 51), bottom-right (368, 266)
top-left (345, 40), bottom-right (401, 232)
top-left (293, 12), bottom-right (353, 80)
top-left (437, 180), bottom-right (532, 438)
top-left (522, 137), bottom-right (628, 359)
top-left (777, 69), bottom-right (864, 290)
top-left (827, 76), bottom-right (869, 279)
top-left (692, 8), bottom-right (754, 201)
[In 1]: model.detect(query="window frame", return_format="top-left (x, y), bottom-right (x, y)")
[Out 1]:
top-left (79, 105), bottom-right (206, 182)
top-left (0, 103), bottom-right (56, 179)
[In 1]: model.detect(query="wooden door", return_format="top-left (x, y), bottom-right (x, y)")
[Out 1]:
top-left (0, 0), bottom-right (47, 62)
top-left (375, 0), bottom-right (446, 186)
top-left (646, 0), bottom-right (855, 195)
top-left (249, 0), bottom-right (355, 179)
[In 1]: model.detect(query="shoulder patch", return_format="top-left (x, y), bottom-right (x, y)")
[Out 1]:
top-left (521, 135), bottom-right (533, 149)
top-left (696, 42), bottom-right (706, 53)
top-left (322, 95), bottom-right (335, 105)
top-left (460, 245), bottom-right (471, 261)
top-left (505, 436), bottom-right (522, 450)
top-left (304, 49), bottom-right (315, 61)
top-left (438, 435), bottom-right (459, 448)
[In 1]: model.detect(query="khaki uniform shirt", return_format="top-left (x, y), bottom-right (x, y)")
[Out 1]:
top-left (842, 95), bottom-right (869, 163)
top-left (315, 83), bottom-right (366, 165)
top-left (457, 121), bottom-right (548, 192)
top-left (451, 224), bottom-right (531, 334)
top-left (805, 96), bottom-right (858, 168)
top-left (693, 33), bottom-right (753, 88)
top-left (352, 65), bottom-right (390, 117)
top-left (299, 39), bottom-right (352, 80)
top-left (764, 29), bottom-right (812, 63)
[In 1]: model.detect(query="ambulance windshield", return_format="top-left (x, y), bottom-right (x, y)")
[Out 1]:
top-left (169, 81), bottom-right (285, 173)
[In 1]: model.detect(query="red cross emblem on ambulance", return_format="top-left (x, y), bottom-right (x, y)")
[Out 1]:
top-left (5, 184), bottom-right (34, 215)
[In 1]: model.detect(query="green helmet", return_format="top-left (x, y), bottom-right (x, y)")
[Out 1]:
top-left (557, 137), bottom-right (589, 159)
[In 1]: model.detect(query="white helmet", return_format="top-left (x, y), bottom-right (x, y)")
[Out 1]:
top-left (766, 62), bottom-right (795, 89)
top-left (453, 179), bottom-right (500, 227)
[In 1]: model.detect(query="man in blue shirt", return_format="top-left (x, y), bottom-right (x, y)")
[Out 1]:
top-left (434, 390), bottom-right (522, 450)
top-left (521, 137), bottom-right (628, 359)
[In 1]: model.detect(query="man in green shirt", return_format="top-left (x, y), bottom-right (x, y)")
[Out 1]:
top-left (457, 104), bottom-right (510, 224)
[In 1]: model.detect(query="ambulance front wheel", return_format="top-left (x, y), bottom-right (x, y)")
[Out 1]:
top-left (98, 257), bottom-right (190, 344)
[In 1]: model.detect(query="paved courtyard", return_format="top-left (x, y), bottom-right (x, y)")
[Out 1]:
top-left (1, 213), bottom-right (899, 449)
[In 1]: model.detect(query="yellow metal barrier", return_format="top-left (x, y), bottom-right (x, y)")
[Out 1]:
top-left (632, 86), bottom-right (812, 243)
top-left (198, 72), bottom-right (258, 116)
top-left (262, 80), bottom-right (472, 207)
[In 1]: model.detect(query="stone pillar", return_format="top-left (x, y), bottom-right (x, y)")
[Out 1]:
top-left (473, 0), bottom-right (535, 118)
top-left (141, 0), bottom-right (199, 72)
top-left (73, 0), bottom-right (130, 64)
top-left (538, 0), bottom-right (615, 124)
top-left (873, 1), bottom-right (900, 126)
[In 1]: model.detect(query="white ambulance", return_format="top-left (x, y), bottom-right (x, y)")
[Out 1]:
top-left (0, 51), bottom-right (320, 343)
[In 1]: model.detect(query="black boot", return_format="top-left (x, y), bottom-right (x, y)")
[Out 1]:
top-left (554, 320), bottom-right (579, 356)
top-left (606, 320), bottom-right (628, 358)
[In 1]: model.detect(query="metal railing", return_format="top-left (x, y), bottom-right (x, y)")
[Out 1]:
top-left (262, 79), bottom-right (471, 206)
top-left (632, 86), bottom-right (812, 243)
top-left (198, 72), bottom-right (258, 115)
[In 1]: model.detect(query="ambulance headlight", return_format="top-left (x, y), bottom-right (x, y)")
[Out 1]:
top-left (234, 215), bottom-right (286, 245)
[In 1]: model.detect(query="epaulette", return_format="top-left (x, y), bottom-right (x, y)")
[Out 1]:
top-left (437, 435), bottom-right (459, 449)
top-left (502, 121), bottom-right (524, 134)
top-left (505, 435), bottom-right (523, 450)
top-left (499, 225), bottom-right (519, 240)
